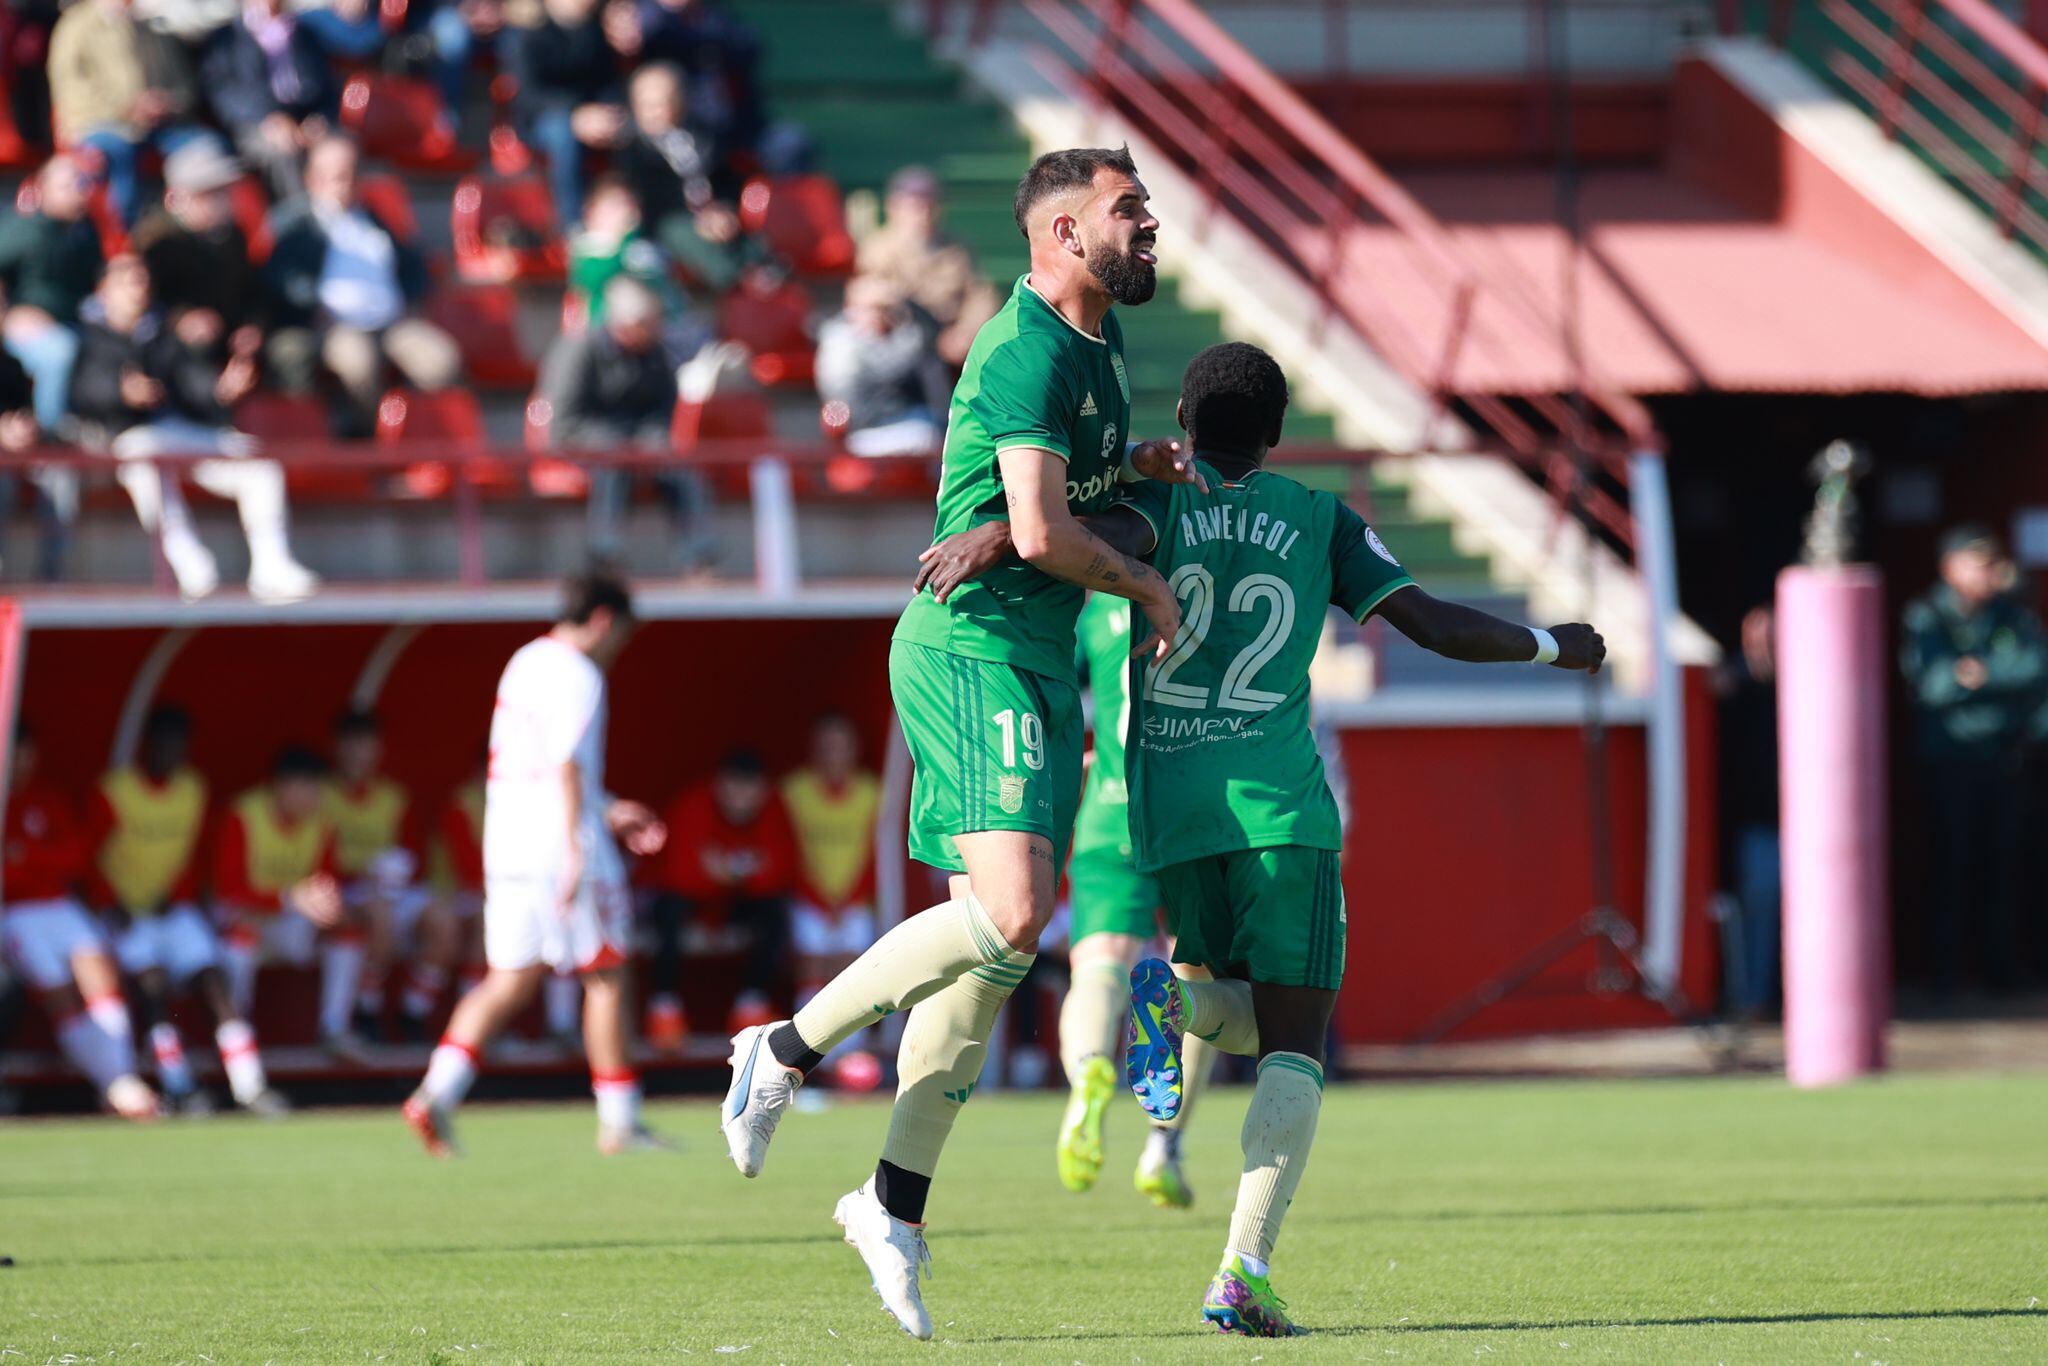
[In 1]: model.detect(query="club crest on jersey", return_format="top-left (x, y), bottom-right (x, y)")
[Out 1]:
top-left (998, 774), bottom-right (1027, 814)
top-left (1367, 527), bottom-right (1401, 566)
top-left (1079, 391), bottom-right (1098, 417)
top-left (1111, 352), bottom-right (1131, 402)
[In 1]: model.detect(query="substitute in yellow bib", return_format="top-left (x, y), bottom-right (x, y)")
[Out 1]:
top-left (215, 746), bottom-right (354, 1056)
top-left (90, 707), bottom-right (286, 1113)
top-left (323, 707), bottom-right (443, 1046)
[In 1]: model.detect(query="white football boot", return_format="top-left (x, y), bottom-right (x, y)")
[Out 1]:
top-left (720, 1022), bottom-right (803, 1177)
top-left (833, 1178), bottom-right (933, 1340)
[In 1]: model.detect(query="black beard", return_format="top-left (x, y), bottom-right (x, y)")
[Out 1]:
top-left (1087, 242), bottom-right (1157, 306)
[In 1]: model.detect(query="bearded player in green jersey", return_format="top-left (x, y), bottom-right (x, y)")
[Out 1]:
top-left (918, 341), bottom-right (1606, 1336)
top-left (717, 147), bottom-right (1205, 1340)
top-left (1056, 594), bottom-right (1215, 1207)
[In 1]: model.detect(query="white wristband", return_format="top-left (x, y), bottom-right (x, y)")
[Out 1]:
top-left (1529, 627), bottom-right (1559, 665)
top-left (1117, 440), bottom-right (1145, 485)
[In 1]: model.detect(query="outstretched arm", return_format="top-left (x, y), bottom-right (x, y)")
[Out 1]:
top-left (913, 504), bottom-right (1155, 602)
top-left (1375, 585), bottom-right (1605, 672)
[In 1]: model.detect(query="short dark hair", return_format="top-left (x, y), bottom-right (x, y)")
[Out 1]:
top-left (1179, 342), bottom-right (1289, 459)
top-left (143, 705), bottom-right (190, 741)
top-left (561, 566), bottom-right (633, 626)
top-left (272, 745), bottom-right (328, 781)
top-left (334, 706), bottom-right (380, 739)
top-left (1013, 145), bottom-right (1138, 241)
top-left (719, 747), bottom-right (766, 777)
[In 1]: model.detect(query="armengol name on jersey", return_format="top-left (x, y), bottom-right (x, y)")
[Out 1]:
top-left (1180, 506), bottom-right (1302, 559)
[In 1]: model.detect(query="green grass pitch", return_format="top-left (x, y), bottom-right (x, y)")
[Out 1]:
top-left (3, 1072), bottom-right (2044, 1362)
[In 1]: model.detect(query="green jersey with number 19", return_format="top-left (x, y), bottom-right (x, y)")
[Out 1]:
top-left (1116, 461), bottom-right (1415, 871)
top-left (894, 275), bottom-right (1134, 686)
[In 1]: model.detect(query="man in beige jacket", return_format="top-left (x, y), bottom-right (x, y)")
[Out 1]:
top-left (48, 0), bottom-right (206, 226)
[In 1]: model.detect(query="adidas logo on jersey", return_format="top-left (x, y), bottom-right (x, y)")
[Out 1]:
top-left (1079, 392), bottom-right (1098, 416)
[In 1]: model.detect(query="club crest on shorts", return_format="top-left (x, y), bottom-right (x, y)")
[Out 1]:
top-left (998, 774), bottom-right (1027, 815)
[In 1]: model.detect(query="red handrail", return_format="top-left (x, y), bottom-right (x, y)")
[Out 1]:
top-left (1747, 0), bottom-right (2048, 252)
top-left (984, 0), bottom-right (1655, 520)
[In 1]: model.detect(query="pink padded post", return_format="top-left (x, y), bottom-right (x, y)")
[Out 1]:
top-left (1776, 566), bottom-right (1890, 1087)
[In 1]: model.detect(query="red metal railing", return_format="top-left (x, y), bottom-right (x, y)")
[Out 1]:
top-left (1738, 0), bottom-right (2048, 253)
top-left (0, 439), bottom-right (1406, 597)
top-left (931, 0), bottom-right (1648, 548)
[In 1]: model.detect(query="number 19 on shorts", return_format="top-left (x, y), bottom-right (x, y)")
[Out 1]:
top-left (992, 708), bottom-right (1045, 770)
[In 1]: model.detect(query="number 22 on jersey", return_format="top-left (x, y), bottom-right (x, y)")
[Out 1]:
top-left (1144, 565), bottom-right (1296, 713)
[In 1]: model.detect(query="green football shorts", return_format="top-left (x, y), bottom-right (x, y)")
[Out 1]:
top-left (889, 639), bottom-right (1085, 872)
top-left (1157, 845), bottom-right (1346, 990)
top-left (1067, 838), bottom-right (1163, 943)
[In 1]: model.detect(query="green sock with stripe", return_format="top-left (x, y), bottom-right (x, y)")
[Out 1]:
top-left (789, 892), bottom-right (1028, 1058)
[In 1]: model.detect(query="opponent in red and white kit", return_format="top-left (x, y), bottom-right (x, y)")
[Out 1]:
top-left (403, 569), bottom-right (668, 1156)
top-left (2, 724), bottom-right (156, 1119)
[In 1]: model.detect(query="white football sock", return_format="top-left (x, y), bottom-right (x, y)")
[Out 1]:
top-left (216, 1019), bottom-right (268, 1104)
top-left (421, 1038), bottom-right (479, 1108)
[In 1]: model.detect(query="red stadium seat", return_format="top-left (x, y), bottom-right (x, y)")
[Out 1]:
top-left (522, 396), bottom-right (590, 497)
top-left (451, 173), bottom-right (565, 283)
top-left (425, 283), bottom-right (536, 390)
top-left (228, 176), bottom-right (275, 263)
top-left (340, 74), bottom-right (475, 173)
top-left (717, 272), bottom-right (816, 387)
top-left (737, 174), bottom-right (856, 278)
top-left (0, 92), bottom-right (36, 171)
top-left (671, 390), bottom-right (774, 449)
top-left (375, 387), bottom-right (500, 497)
top-left (487, 74), bottom-right (534, 177)
top-left (357, 171), bottom-right (421, 246)
top-left (234, 392), bottom-right (328, 441)
top-left (234, 392), bottom-right (373, 497)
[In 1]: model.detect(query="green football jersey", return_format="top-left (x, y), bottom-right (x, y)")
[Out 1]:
top-left (893, 275), bottom-right (1134, 685)
top-left (1072, 593), bottom-right (1138, 860)
top-left (1119, 461), bottom-right (1416, 870)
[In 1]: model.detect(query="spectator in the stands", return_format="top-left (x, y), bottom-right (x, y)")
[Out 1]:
top-left (536, 276), bottom-right (704, 564)
top-left (1902, 525), bottom-right (2047, 996)
top-left (67, 253), bottom-right (319, 603)
top-left (607, 0), bottom-right (764, 158)
top-left (856, 164), bottom-right (1001, 368)
top-left (47, 0), bottom-right (207, 226)
top-left (816, 275), bottom-right (948, 457)
top-left (199, 0), bottom-right (340, 203)
top-left (567, 175), bottom-right (688, 333)
top-left (295, 0), bottom-right (388, 64)
top-left (425, 0), bottom-right (509, 133)
top-left (646, 747), bottom-right (796, 1046)
top-left (782, 712), bottom-right (882, 1071)
top-left (133, 140), bottom-right (264, 369)
top-left (615, 61), bottom-right (746, 290)
top-left (504, 0), bottom-right (626, 224)
top-left (264, 135), bottom-right (460, 437)
top-left (0, 155), bottom-right (104, 436)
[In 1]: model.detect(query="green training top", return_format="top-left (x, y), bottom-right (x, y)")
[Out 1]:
top-left (893, 275), bottom-right (1134, 685)
top-left (1117, 460), bottom-right (1415, 869)
top-left (1072, 593), bottom-right (1139, 860)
